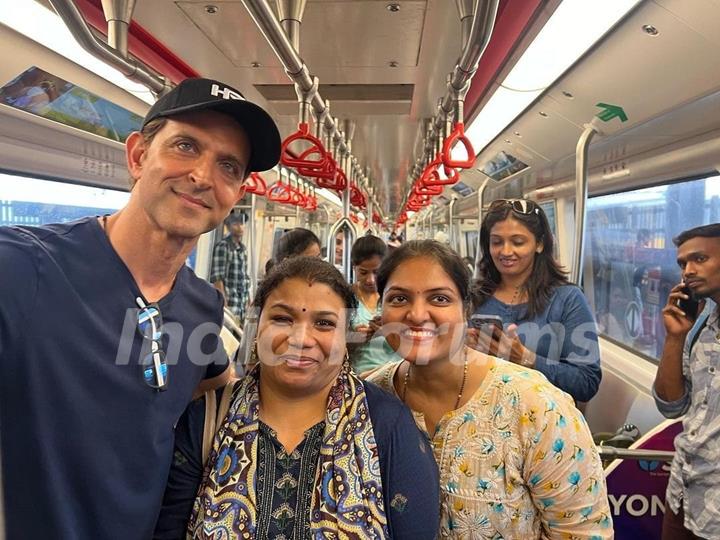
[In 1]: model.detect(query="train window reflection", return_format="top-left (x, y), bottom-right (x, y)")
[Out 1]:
top-left (0, 172), bottom-right (129, 226)
top-left (583, 174), bottom-right (720, 361)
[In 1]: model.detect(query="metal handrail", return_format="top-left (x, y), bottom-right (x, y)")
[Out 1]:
top-left (570, 119), bottom-right (602, 284)
top-left (48, 0), bottom-right (170, 94)
top-left (448, 197), bottom-right (457, 251)
top-left (597, 446), bottom-right (674, 462)
top-left (410, 0), bottom-right (500, 183)
top-left (223, 308), bottom-right (244, 343)
top-left (327, 217), bottom-right (356, 279)
top-left (241, 0), bottom-right (364, 183)
top-left (473, 178), bottom-right (489, 279)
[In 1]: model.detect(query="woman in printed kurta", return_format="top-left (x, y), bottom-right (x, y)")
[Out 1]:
top-left (365, 240), bottom-right (613, 539)
top-left (154, 257), bottom-right (439, 539)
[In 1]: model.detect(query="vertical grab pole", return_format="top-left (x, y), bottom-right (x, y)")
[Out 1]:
top-left (248, 193), bottom-right (258, 298)
top-left (448, 196), bottom-right (457, 252)
top-left (474, 178), bottom-right (489, 279)
top-left (341, 152), bottom-right (353, 280)
top-left (571, 121), bottom-right (601, 285)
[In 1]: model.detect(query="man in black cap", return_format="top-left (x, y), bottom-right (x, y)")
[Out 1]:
top-left (210, 210), bottom-right (251, 324)
top-left (0, 78), bottom-right (280, 539)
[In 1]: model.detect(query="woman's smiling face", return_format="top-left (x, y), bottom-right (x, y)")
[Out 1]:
top-left (256, 277), bottom-right (348, 396)
top-left (488, 217), bottom-right (542, 281)
top-left (381, 256), bottom-right (465, 365)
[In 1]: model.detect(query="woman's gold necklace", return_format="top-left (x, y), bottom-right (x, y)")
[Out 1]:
top-left (401, 348), bottom-right (469, 410)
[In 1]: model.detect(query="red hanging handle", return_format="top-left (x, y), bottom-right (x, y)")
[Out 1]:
top-left (406, 192), bottom-right (431, 211)
top-left (421, 156), bottom-right (460, 187)
top-left (349, 213), bottom-right (359, 224)
top-left (305, 194), bottom-right (318, 211)
top-left (372, 211), bottom-right (382, 225)
top-left (317, 167), bottom-right (347, 192)
top-left (297, 148), bottom-right (337, 180)
top-left (245, 173), bottom-right (267, 196)
top-left (288, 185), bottom-right (306, 207)
top-left (413, 177), bottom-right (443, 196)
top-left (441, 122), bottom-right (475, 169)
top-left (267, 181), bottom-right (292, 203)
top-left (280, 123), bottom-right (330, 169)
top-left (350, 183), bottom-right (367, 208)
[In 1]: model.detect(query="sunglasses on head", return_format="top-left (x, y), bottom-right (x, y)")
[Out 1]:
top-left (489, 198), bottom-right (540, 215)
top-left (136, 297), bottom-right (168, 391)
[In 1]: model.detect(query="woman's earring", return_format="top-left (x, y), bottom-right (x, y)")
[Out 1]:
top-left (250, 340), bottom-right (259, 365)
top-left (343, 349), bottom-right (350, 368)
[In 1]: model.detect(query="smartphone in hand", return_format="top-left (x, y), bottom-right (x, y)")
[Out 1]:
top-left (469, 314), bottom-right (503, 334)
top-left (677, 285), bottom-right (700, 320)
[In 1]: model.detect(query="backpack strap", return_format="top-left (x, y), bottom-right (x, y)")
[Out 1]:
top-left (201, 381), bottom-right (238, 466)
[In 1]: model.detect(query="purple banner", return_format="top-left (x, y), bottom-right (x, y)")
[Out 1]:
top-left (605, 420), bottom-right (682, 539)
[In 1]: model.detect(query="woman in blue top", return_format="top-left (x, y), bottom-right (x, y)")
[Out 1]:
top-left (468, 199), bottom-right (601, 402)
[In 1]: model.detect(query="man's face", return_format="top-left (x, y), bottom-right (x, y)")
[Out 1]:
top-left (126, 110), bottom-right (251, 239)
top-left (229, 221), bottom-right (244, 239)
top-left (677, 236), bottom-right (720, 300)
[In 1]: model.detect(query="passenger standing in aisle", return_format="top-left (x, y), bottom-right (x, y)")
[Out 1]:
top-left (210, 211), bottom-right (251, 324)
top-left (0, 77), bottom-right (280, 539)
top-left (348, 234), bottom-right (398, 375)
top-left (468, 198), bottom-right (602, 403)
top-left (653, 223), bottom-right (720, 540)
top-left (264, 227), bottom-right (322, 275)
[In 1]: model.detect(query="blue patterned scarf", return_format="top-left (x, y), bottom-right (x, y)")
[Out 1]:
top-left (188, 364), bottom-right (388, 539)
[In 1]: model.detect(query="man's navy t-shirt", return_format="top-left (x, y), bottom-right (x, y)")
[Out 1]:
top-left (0, 218), bottom-right (228, 538)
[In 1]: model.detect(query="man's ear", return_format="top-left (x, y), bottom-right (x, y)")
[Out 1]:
top-left (234, 174), bottom-right (249, 203)
top-left (126, 132), bottom-right (146, 183)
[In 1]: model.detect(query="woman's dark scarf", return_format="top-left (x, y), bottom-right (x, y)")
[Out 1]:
top-left (188, 363), bottom-right (389, 539)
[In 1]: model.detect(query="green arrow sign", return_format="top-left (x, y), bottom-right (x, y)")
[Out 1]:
top-left (596, 102), bottom-right (628, 123)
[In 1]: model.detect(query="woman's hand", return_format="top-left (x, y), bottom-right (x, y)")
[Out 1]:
top-left (466, 324), bottom-right (536, 368)
top-left (353, 324), bottom-right (375, 344)
top-left (503, 324), bottom-right (536, 368)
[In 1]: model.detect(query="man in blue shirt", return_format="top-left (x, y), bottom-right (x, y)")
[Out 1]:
top-left (653, 223), bottom-right (720, 540)
top-left (0, 78), bottom-right (280, 539)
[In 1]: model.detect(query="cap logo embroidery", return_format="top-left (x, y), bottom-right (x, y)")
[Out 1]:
top-left (210, 83), bottom-right (243, 101)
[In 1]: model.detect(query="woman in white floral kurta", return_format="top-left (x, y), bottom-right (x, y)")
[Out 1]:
top-left (365, 240), bottom-right (613, 539)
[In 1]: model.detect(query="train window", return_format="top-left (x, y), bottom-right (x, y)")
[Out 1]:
top-left (582, 173), bottom-right (720, 361)
top-left (539, 200), bottom-right (557, 238)
top-left (465, 230), bottom-right (478, 260)
top-left (0, 172), bottom-right (129, 226)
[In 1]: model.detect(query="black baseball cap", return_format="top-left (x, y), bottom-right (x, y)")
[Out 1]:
top-left (143, 77), bottom-right (281, 172)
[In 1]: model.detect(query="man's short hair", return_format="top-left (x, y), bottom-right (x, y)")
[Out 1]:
top-left (225, 211), bottom-right (247, 226)
top-left (673, 223), bottom-right (720, 247)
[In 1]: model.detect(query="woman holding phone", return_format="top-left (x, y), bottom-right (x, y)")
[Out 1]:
top-left (469, 199), bottom-right (602, 403)
top-left (348, 235), bottom-right (398, 374)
